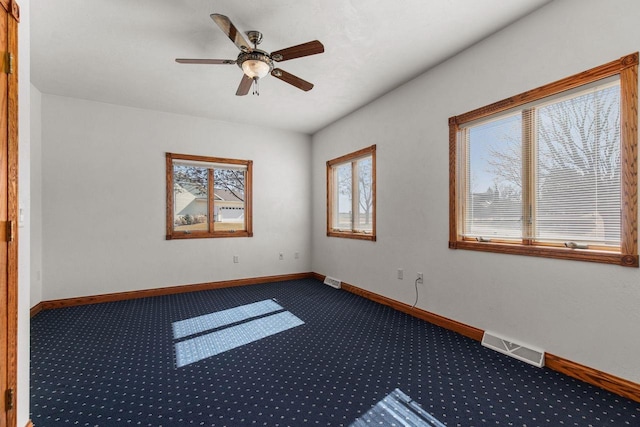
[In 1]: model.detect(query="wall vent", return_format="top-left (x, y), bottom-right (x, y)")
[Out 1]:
top-left (481, 331), bottom-right (545, 368)
top-left (323, 276), bottom-right (342, 289)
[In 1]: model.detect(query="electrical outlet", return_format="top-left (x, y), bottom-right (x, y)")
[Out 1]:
top-left (417, 272), bottom-right (424, 284)
top-left (397, 268), bottom-right (403, 280)
top-left (233, 255), bottom-right (239, 263)
top-left (279, 253), bottom-right (284, 260)
top-left (294, 252), bottom-right (300, 259)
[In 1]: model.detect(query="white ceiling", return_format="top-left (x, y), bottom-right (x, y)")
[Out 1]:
top-left (31, 0), bottom-right (552, 134)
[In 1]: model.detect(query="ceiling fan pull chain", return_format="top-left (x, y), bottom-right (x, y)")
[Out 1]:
top-left (252, 77), bottom-right (260, 96)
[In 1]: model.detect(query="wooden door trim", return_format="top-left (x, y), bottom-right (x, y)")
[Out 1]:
top-left (3, 3), bottom-right (18, 426)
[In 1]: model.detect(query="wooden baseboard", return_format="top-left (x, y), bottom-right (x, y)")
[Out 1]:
top-left (310, 272), bottom-right (325, 282)
top-left (311, 272), bottom-right (482, 341)
top-left (33, 272), bottom-right (314, 314)
top-left (545, 353), bottom-right (640, 403)
top-left (341, 282), bottom-right (483, 341)
top-left (313, 272), bottom-right (640, 404)
top-left (30, 301), bottom-right (44, 318)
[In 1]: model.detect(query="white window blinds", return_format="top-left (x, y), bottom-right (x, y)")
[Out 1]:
top-left (534, 82), bottom-right (621, 246)
top-left (461, 78), bottom-right (621, 247)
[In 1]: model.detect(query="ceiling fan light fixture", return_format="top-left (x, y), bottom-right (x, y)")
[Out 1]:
top-left (242, 59), bottom-right (271, 79)
top-left (238, 50), bottom-right (273, 80)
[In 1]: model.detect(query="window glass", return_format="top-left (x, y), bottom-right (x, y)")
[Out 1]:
top-left (535, 84), bottom-right (620, 246)
top-left (213, 168), bottom-right (246, 232)
top-left (335, 163), bottom-right (353, 230)
top-left (464, 114), bottom-right (523, 240)
top-left (166, 153), bottom-right (252, 239)
top-left (357, 157), bottom-right (374, 232)
top-left (173, 165), bottom-right (209, 232)
top-left (327, 145), bottom-right (376, 241)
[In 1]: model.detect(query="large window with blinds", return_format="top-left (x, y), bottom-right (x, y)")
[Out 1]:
top-left (449, 53), bottom-right (638, 267)
top-left (166, 153), bottom-right (253, 239)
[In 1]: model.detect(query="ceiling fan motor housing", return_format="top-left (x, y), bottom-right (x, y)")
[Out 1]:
top-left (246, 30), bottom-right (263, 47)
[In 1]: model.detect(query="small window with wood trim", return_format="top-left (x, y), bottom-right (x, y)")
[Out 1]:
top-left (327, 145), bottom-right (376, 241)
top-left (166, 153), bottom-right (253, 239)
top-left (449, 53), bottom-right (638, 267)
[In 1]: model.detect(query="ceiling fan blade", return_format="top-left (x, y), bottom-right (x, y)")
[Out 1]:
top-left (236, 74), bottom-right (253, 96)
top-left (270, 40), bottom-right (324, 62)
top-left (271, 68), bottom-right (314, 92)
top-left (175, 58), bottom-right (236, 65)
top-left (210, 13), bottom-right (252, 53)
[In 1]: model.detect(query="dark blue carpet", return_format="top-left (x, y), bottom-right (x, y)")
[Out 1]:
top-left (31, 279), bottom-right (640, 426)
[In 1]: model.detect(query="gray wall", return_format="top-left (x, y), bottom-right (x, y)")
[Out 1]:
top-left (311, 0), bottom-right (640, 384)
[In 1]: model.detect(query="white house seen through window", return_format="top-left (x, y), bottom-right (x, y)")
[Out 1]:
top-left (166, 153), bottom-right (253, 239)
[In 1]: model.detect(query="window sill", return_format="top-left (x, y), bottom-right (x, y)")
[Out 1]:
top-left (327, 230), bottom-right (376, 241)
top-left (449, 240), bottom-right (638, 267)
top-left (167, 231), bottom-right (253, 240)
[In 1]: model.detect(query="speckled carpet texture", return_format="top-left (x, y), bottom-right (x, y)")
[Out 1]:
top-left (31, 278), bottom-right (640, 426)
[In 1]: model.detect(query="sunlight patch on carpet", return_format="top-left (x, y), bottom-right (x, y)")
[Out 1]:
top-left (173, 302), bottom-right (304, 367)
top-left (172, 299), bottom-right (283, 339)
top-left (350, 388), bottom-right (446, 427)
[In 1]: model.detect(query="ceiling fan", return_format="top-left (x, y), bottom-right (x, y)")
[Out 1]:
top-left (176, 14), bottom-right (325, 96)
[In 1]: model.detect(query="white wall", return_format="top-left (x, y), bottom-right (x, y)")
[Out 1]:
top-left (18, 0), bottom-right (31, 424)
top-left (311, 0), bottom-right (640, 384)
top-left (30, 84), bottom-right (42, 307)
top-left (40, 95), bottom-right (312, 300)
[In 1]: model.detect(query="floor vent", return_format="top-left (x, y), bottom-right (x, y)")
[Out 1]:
top-left (481, 331), bottom-right (545, 367)
top-left (323, 276), bottom-right (342, 289)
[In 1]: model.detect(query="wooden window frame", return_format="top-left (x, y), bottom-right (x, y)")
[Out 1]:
top-left (449, 53), bottom-right (639, 267)
top-left (326, 145), bottom-right (376, 241)
top-left (166, 152), bottom-right (253, 239)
